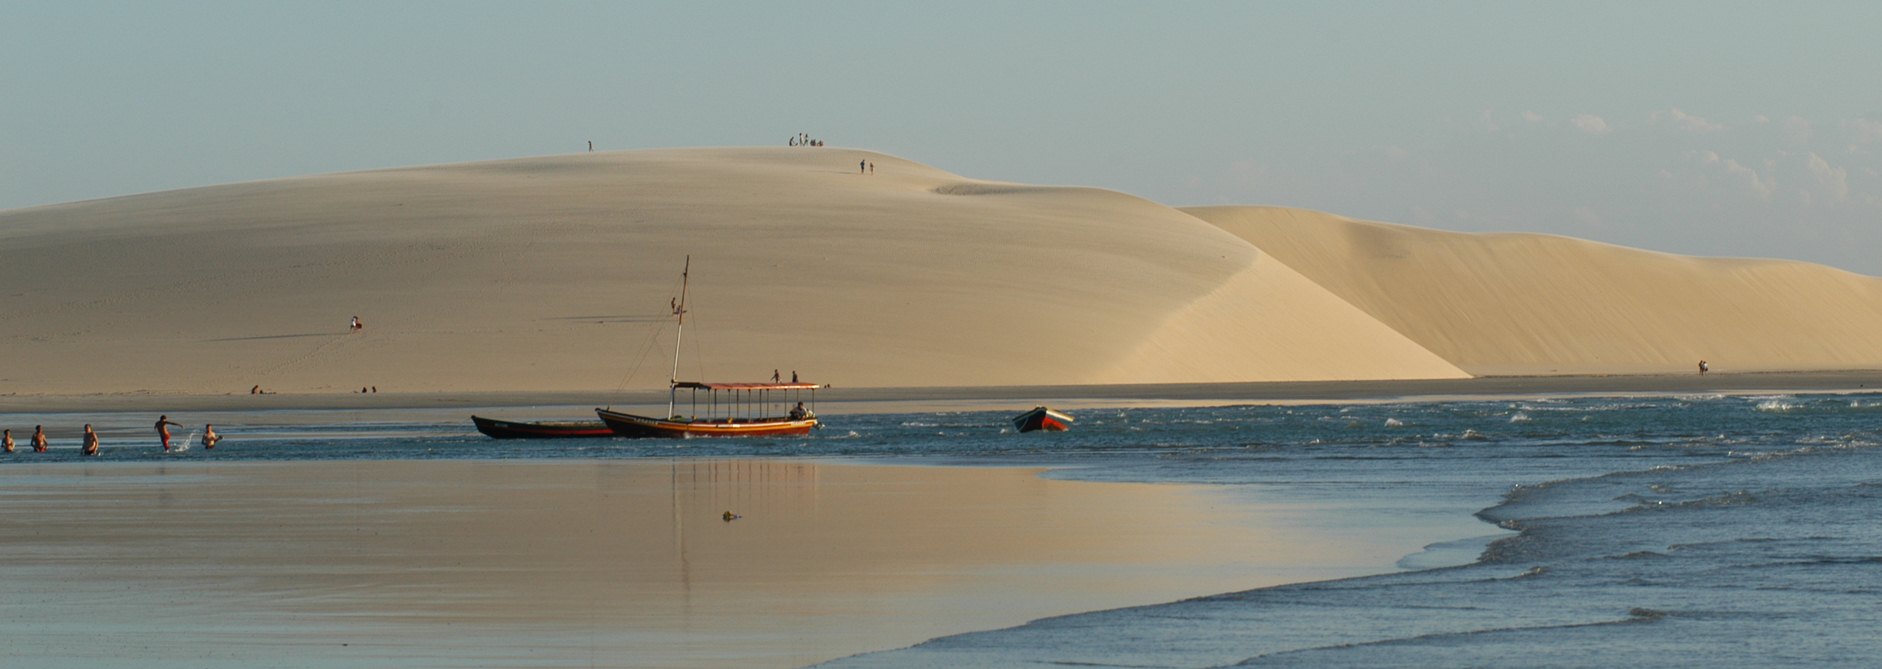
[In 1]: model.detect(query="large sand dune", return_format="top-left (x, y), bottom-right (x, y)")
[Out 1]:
top-left (7, 148), bottom-right (1878, 397)
top-left (1189, 206), bottom-right (1882, 376)
top-left (0, 148), bottom-right (1463, 396)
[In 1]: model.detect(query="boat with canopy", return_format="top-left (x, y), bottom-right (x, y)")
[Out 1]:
top-left (595, 257), bottom-right (822, 438)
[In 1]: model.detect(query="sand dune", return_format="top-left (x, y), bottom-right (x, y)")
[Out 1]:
top-left (1189, 206), bottom-right (1882, 375)
top-left (0, 148), bottom-right (1460, 395)
top-left (7, 148), bottom-right (1878, 397)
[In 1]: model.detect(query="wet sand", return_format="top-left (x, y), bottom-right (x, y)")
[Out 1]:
top-left (0, 460), bottom-right (1415, 668)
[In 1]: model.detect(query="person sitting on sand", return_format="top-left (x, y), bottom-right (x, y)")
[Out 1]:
top-left (3, 429), bottom-right (13, 454)
top-left (82, 424), bottom-right (100, 457)
top-left (202, 424), bottom-right (220, 450)
top-left (31, 425), bottom-right (47, 453)
top-left (155, 415), bottom-right (182, 451)
top-left (350, 315), bottom-right (363, 332)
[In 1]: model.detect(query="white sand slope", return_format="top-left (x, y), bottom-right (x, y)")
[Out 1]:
top-left (0, 148), bottom-right (1462, 395)
top-left (1189, 206), bottom-right (1882, 376)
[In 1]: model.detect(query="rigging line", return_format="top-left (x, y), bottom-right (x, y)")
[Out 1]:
top-left (614, 316), bottom-right (668, 395)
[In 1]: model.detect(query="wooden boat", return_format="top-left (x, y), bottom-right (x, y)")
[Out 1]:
top-left (1011, 406), bottom-right (1074, 433)
top-left (595, 257), bottom-right (823, 439)
top-left (472, 415), bottom-right (614, 439)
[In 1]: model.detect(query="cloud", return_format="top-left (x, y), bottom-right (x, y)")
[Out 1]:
top-left (1698, 150), bottom-right (1775, 201)
top-left (1522, 110), bottom-right (1546, 124)
top-left (1781, 116), bottom-right (1812, 145)
top-left (1806, 152), bottom-right (1850, 204)
top-left (1569, 113), bottom-right (1610, 136)
top-left (1652, 107), bottom-right (1727, 133)
top-left (1845, 117), bottom-right (1882, 144)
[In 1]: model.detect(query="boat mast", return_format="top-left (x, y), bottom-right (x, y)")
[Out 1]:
top-left (667, 256), bottom-right (690, 418)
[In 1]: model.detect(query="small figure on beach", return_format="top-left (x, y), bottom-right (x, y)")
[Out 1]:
top-left (791, 370), bottom-right (798, 383)
top-left (350, 315), bottom-right (363, 332)
top-left (869, 161), bottom-right (875, 174)
top-left (32, 425), bottom-right (47, 453)
top-left (859, 160), bottom-right (866, 174)
top-left (251, 385), bottom-right (260, 395)
top-left (3, 429), bottom-right (13, 454)
top-left (722, 511), bottom-right (741, 522)
top-left (587, 140), bottom-right (593, 152)
top-left (82, 424), bottom-right (100, 457)
top-left (1698, 360), bottom-right (1710, 374)
top-left (789, 402), bottom-right (810, 420)
top-left (772, 369), bottom-right (781, 383)
top-left (155, 415), bottom-right (181, 451)
top-left (202, 424), bottom-right (220, 450)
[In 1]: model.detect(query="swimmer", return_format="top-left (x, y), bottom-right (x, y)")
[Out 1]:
top-left (82, 424), bottom-right (100, 456)
top-left (31, 425), bottom-right (47, 453)
top-left (202, 424), bottom-right (220, 450)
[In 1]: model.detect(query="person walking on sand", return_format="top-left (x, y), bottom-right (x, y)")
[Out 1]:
top-left (869, 161), bottom-right (875, 174)
top-left (860, 160), bottom-right (866, 174)
top-left (791, 370), bottom-right (798, 383)
top-left (1699, 360), bottom-right (1709, 374)
top-left (3, 429), bottom-right (13, 454)
top-left (202, 424), bottom-right (220, 450)
top-left (772, 369), bottom-right (781, 383)
top-left (82, 424), bottom-right (100, 457)
top-left (32, 425), bottom-right (47, 453)
top-left (155, 415), bottom-right (182, 451)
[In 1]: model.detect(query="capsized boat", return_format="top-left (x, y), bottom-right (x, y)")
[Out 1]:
top-left (471, 415), bottom-right (614, 439)
top-left (595, 257), bottom-right (824, 439)
top-left (1011, 406), bottom-right (1074, 433)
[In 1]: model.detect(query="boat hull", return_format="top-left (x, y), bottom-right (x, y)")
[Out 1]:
top-left (1011, 407), bottom-right (1074, 433)
top-left (472, 415), bottom-right (615, 439)
top-left (595, 408), bottom-right (817, 438)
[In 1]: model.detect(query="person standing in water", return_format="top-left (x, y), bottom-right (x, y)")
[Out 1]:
top-left (2, 429), bottom-right (13, 454)
top-left (31, 425), bottom-right (47, 453)
top-left (202, 424), bottom-right (220, 450)
top-left (82, 424), bottom-right (100, 456)
top-left (155, 415), bottom-right (182, 451)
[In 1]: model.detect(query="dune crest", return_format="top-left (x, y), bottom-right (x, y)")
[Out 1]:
top-left (1189, 206), bottom-right (1882, 375)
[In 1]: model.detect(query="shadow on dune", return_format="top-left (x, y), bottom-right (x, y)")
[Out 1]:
top-left (203, 333), bottom-right (335, 342)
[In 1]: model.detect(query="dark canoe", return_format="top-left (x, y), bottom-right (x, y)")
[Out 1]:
top-left (472, 415), bottom-right (615, 439)
top-left (595, 407), bottom-right (817, 439)
top-left (1011, 406), bottom-right (1074, 433)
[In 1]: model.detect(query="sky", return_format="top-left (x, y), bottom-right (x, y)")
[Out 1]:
top-left (5, 1), bottom-right (1882, 273)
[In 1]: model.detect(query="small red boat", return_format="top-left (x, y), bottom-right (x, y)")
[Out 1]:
top-left (472, 415), bottom-right (614, 439)
top-left (1011, 406), bottom-right (1074, 433)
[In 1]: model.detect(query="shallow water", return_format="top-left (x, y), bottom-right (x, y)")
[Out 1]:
top-left (4, 392), bottom-right (1879, 667)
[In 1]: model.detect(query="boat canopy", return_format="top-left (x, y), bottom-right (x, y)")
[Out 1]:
top-left (672, 381), bottom-right (823, 391)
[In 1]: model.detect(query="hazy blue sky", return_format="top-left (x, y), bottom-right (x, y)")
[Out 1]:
top-left (6, 2), bottom-right (1881, 272)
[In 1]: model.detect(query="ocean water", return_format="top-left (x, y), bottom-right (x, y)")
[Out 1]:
top-left (5, 392), bottom-right (1880, 667)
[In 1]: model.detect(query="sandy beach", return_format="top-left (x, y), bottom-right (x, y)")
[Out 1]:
top-left (0, 459), bottom-right (1431, 668)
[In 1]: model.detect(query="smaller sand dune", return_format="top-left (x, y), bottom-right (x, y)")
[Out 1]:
top-left (1190, 206), bottom-right (1882, 376)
